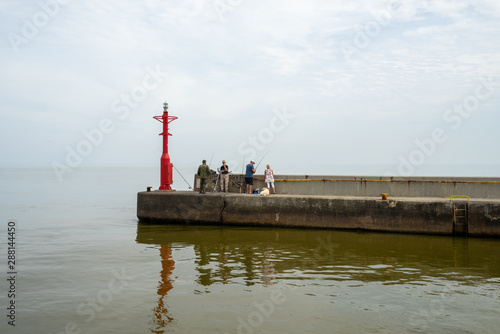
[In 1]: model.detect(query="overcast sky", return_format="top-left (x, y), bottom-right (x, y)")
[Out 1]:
top-left (1, 0), bottom-right (500, 181)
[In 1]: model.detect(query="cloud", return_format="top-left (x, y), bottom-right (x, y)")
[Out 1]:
top-left (1, 0), bottom-right (500, 176)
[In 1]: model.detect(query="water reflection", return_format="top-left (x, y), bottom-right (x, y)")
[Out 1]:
top-left (136, 224), bottom-right (500, 285)
top-left (150, 245), bottom-right (175, 333)
top-left (136, 224), bottom-right (500, 333)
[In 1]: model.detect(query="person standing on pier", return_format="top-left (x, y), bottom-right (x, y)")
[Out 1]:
top-left (264, 164), bottom-right (276, 194)
top-left (197, 160), bottom-right (210, 194)
top-left (220, 160), bottom-right (230, 193)
top-left (245, 160), bottom-right (256, 194)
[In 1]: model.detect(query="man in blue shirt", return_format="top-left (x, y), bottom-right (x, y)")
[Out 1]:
top-left (245, 160), bottom-right (256, 194)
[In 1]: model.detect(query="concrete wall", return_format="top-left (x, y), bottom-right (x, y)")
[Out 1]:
top-left (193, 174), bottom-right (500, 199)
top-left (193, 174), bottom-right (247, 193)
top-left (468, 201), bottom-right (500, 237)
top-left (137, 191), bottom-right (223, 224)
top-left (137, 191), bottom-right (500, 237)
top-left (222, 194), bottom-right (454, 235)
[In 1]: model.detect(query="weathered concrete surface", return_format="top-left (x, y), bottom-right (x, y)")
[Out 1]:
top-left (193, 174), bottom-right (500, 199)
top-left (137, 191), bottom-right (224, 224)
top-left (137, 191), bottom-right (500, 237)
top-left (222, 194), bottom-right (453, 235)
top-left (468, 202), bottom-right (500, 237)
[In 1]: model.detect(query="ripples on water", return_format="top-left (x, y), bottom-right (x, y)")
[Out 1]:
top-left (1, 168), bottom-right (499, 334)
top-left (137, 225), bottom-right (500, 285)
top-left (135, 225), bottom-right (500, 334)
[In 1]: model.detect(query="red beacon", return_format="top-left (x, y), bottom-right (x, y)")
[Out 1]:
top-left (153, 102), bottom-right (177, 190)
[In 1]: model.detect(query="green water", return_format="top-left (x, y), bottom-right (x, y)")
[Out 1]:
top-left (134, 225), bottom-right (500, 333)
top-left (1, 167), bottom-right (499, 334)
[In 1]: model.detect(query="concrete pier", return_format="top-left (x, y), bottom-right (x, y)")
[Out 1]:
top-left (137, 191), bottom-right (500, 237)
top-left (193, 174), bottom-right (500, 199)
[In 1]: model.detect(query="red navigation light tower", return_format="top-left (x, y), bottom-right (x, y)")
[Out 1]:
top-left (153, 102), bottom-right (178, 190)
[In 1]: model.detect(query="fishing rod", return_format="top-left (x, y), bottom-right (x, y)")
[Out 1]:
top-left (255, 151), bottom-right (269, 170)
top-left (207, 152), bottom-right (221, 192)
top-left (172, 164), bottom-right (193, 190)
top-left (208, 151), bottom-right (215, 169)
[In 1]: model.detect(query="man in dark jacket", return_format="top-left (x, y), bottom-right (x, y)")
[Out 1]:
top-left (197, 160), bottom-right (211, 194)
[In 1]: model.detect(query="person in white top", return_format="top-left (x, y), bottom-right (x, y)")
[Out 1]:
top-left (264, 164), bottom-right (276, 194)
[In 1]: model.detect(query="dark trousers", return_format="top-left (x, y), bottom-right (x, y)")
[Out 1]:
top-left (200, 178), bottom-right (208, 193)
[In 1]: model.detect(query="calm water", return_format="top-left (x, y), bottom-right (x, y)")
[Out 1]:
top-left (1, 167), bottom-right (500, 334)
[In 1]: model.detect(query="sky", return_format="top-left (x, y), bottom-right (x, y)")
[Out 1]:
top-left (1, 0), bottom-right (500, 184)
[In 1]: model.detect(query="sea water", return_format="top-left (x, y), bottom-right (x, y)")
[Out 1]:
top-left (0, 167), bottom-right (499, 334)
